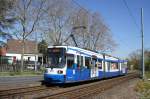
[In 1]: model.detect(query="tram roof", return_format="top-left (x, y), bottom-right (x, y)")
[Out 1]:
top-left (48, 46), bottom-right (126, 62)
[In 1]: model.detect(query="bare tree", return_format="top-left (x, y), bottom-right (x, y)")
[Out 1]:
top-left (69, 9), bottom-right (89, 47)
top-left (43, 0), bottom-right (74, 46)
top-left (69, 9), bottom-right (116, 51)
top-left (128, 49), bottom-right (141, 70)
top-left (12, 0), bottom-right (46, 72)
top-left (89, 13), bottom-right (116, 51)
top-left (42, 0), bottom-right (116, 52)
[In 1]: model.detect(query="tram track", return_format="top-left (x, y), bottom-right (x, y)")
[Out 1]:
top-left (0, 73), bottom-right (139, 99)
top-left (38, 73), bottom-right (139, 99)
top-left (0, 85), bottom-right (60, 99)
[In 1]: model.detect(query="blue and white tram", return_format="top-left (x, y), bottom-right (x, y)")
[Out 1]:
top-left (44, 46), bottom-right (127, 84)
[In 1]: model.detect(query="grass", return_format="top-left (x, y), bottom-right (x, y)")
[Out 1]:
top-left (135, 81), bottom-right (150, 99)
top-left (0, 71), bottom-right (44, 76)
top-left (0, 66), bottom-right (46, 76)
top-left (134, 71), bottom-right (150, 99)
top-left (145, 72), bottom-right (150, 79)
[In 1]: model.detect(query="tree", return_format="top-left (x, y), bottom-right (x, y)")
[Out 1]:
top-left (128, 49), bottom-right (150, 71)
top-left (42, 0), bottom-right (116, 52)
top-left (68, 9), bottom-right (116, 51)
top-left (68, 8), bottom-right (89, 48)
top-left (0, 0), bottom-right (15, 46)
top-left (128, 50), bottom-right (141, 70)
top-left (38, 40), bottom-right (48, 64)
top-left (38, 40), bottom-right (48, 57)
top-left (43, 0), bottom-right (74, 46)
top-left (88, 12), bottom-right (116, 51)
top-left (12, 0), bottom-right (47, 72)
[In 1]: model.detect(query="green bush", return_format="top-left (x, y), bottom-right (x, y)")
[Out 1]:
top-left (40, 66), bottom-right (46, 73)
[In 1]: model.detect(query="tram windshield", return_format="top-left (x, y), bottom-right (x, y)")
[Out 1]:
top-left (47, 48), bottom-right (66, 68)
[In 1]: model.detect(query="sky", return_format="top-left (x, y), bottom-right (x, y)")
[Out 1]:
top-left (75, 0), bottom-right (150, 58)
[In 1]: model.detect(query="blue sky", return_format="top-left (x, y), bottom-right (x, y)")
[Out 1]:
top-left (75, 0), bottom-right (150, 58)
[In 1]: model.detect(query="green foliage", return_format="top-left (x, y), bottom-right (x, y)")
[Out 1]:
top-left (39, 66), bottom-right (46, 73)
top-left (38, 40), bottom-right (48, 64)
top-left (38, 40), bottom-right (48, 56)
top-left (135, 81), bottom-right (150, 99)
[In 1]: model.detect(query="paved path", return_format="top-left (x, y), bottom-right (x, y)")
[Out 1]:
top-left (0, 76), bottom-right (43, 90)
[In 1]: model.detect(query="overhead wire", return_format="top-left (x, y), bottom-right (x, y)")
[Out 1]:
top-left (71, 0), bottom-right (138, 57)
top-left (122, 0), bottom-right (140, 30)
top-left (122, 0), bottom-right (141, 44)
top-left (71, 0), bottom-right (90, 14)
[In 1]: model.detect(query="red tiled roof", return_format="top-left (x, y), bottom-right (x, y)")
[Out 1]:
top-left (7, 39), bottom-right (38, 54)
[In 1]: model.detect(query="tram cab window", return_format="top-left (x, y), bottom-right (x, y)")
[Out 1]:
top-left (85, 57), bottom-right (91, 69)
top-left (67, 54), bottom-right (74, 69)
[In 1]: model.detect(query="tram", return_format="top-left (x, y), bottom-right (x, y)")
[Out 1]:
top-left (44, 46), bottom-right (127, 83)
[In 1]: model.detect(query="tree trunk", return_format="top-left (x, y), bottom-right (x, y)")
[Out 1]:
top-left (21, 39), bottom-right (25, 72)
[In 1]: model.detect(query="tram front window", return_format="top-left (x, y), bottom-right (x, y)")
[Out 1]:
top-left (47, 48), bottom-right (66, 68)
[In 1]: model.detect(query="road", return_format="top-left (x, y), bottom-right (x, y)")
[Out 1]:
top-left (0, 75), bottom-right (43, 90)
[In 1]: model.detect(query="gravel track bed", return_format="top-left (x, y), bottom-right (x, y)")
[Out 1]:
top-left (86, 78), bottom-right (139, 99)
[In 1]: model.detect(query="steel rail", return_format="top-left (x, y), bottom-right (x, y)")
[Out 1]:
top-left (38, 73), bottom-right (139, 99)
top-left (0, 85), bottom-right (60, 98)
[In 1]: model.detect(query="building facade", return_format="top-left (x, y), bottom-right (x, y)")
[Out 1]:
top-left (5, 39), bottom-right (43, 68)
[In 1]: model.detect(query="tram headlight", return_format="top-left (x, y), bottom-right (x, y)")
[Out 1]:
top-left (57, 70), bottom-right (63, 74)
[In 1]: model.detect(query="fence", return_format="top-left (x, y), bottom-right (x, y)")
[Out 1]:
top-left (0, 64), bottom-right (20, 72)
top-left (0, 56), bottom-right (43, 72)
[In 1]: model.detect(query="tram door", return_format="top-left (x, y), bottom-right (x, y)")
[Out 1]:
top-left (91, 58), bottom-right (99, 78)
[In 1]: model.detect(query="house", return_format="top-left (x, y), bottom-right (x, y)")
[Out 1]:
top-left (5, 39), bottom-right (43, 67)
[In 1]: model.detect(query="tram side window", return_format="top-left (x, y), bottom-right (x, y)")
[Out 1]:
top-left (121, 63), bottom-right (127, 68)
top-left (107, 62), bottom-right (111, 71)
top-left (121, 63), bottom-right (124, 68)
top-left (81, 56), bottom-right (83, 67)
top-left (77, 55), bottom-right (83, 69)
top-left (85, 57), bottom-right (91, 69)
top-left (111, 62), bottom-right (118, 69)
top-left (67, 54), bottom-right (74, 69)
top-left (97, 59), bottom-right (102, 69)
